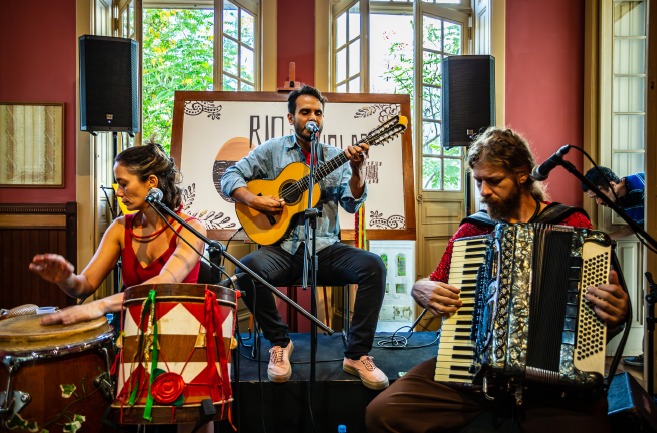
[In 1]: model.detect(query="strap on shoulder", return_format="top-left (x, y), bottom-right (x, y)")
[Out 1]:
top-left (460, 210), bottom-right (497, 228)
top-left (459, 202), bottom-right (589, 228)
top-left (532, 202), bottom-right (589, 224)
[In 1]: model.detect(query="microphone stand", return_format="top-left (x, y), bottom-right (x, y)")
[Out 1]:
top-left (302, 128), bottom-right (321, 405)
top-left (145, 197), bottom-right (332, 334)
top-left (558, 159), bottom-right (657, 394)
top-left (644, 272), bottom-right (656, 397)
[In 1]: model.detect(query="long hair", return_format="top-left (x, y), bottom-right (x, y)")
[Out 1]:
top-left (467, 127), bottom-right (546, 201)
top-left (114, 137), bottom-right (183, 210)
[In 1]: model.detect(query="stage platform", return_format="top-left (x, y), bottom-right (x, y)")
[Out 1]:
top-left (103, 331), bottom-right (653, 433)
top-left (220, 330), bottom-right (439, 433)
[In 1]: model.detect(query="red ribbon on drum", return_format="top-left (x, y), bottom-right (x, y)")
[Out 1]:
top-left (204, 287), bottom-right (233, 421)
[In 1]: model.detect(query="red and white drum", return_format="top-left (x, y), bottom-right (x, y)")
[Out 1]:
top-left (111, 283), bottom-right (236, 424)
top-left (0, 314), bottom-right (115, 433)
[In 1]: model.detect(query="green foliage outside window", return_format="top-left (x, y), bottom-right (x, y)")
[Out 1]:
top-left (379, 18), bottom-right (462, 191)
top-left (142, 9), bottom-right (215, 152)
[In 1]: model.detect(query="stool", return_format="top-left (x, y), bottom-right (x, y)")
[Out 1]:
top-left (243, 284), bottom-right (352, 360)
top-left (285, 282), bottom-right (352, 348)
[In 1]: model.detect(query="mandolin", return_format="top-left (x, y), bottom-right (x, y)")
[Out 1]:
top-left (235, 115), bottom-right (408, 245)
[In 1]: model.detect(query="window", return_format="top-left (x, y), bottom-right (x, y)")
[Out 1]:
top-left (221, 2), bottom-right (256, 91)
top-left (419, 13), bottom-right (463, 191)
top-left (331, 0), bottom-right (469, 192)
top-left (136, 0), bottom-right (260, 150)
top-left (333, 2), bottom-right (363, 93)
top-left (611, 1), bottom-right (646, 178)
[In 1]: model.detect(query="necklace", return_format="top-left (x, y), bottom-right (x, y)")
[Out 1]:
top-left (128, 204), bottom-right (183, 242)
top-left (527, 198), bottom-right (541, 223)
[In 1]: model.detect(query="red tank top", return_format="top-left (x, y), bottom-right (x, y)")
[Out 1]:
top-left (121, 213), bottom-right (201, 288)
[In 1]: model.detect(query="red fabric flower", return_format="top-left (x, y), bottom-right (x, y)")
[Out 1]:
top-left (150, 372), bottom-right (185, 404)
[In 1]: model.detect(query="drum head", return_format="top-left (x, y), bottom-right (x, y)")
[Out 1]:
top-left (0, 315), bottom-right (111, 352)
top-left (123, 283), bottom-right (236, 307)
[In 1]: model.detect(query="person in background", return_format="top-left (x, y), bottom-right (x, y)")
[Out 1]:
top-left (582, 166), bottom-right (645, 367)
top-left (221, 85), bottom-right (389, 390)
top-left (366, 127), bottom-right (628, 433)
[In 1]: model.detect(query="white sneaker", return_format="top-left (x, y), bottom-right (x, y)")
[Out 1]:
top-left (343, 355), bottom-right (389, 390)
top-left (268, 340), bottom-right (293, 382)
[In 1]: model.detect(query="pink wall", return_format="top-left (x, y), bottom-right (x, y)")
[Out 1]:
top-left (0, 0), bottom-right (588, 210)
top-left (277, 0), bottom-right (315, 88)
top-left (0, 1), bottom-right (77, 203)
top-left (505, 0), bottom-right (585, 208)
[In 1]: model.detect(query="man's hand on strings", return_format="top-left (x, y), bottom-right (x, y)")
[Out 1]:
top-left (250, 194), bottom-right (285, 213)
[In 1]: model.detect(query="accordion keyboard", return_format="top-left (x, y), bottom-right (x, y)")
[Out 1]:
top-left (433, 236), bottom-right (488, 384)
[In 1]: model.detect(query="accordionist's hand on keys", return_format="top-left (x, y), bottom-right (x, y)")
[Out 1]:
top-left (411, 278), bottom-right (463, 318)
top-left (585, 270), bottom-right (628, 329)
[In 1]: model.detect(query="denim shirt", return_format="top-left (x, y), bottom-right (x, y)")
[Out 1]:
top-left (221, 134), bottom-right (367, 254)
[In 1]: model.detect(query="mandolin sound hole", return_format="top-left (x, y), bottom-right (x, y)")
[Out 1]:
top-left (280, 181), bottom-right (302, 205)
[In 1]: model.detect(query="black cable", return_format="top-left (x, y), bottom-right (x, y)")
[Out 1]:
top-left (375, 308), bottom-right (441, 349)
top-left (221, 227), bottom-right (244, 268)
top-left (100, 185), bottom-right (118, 218)
top-left (604, 250), bottom-right (633, 393)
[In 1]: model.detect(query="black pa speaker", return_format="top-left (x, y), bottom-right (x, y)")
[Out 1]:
top-left (441, 55), bottom-right (495, 149)
top-left (79, 35), bottom-right (139, 133)
top-left (608, 372), bottom-right (657, 432)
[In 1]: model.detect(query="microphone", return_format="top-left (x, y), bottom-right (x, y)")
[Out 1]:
top-left (306, 121), bottom-right (319, 133)
top-left (530, 144), bottom-right (572, 181)
top-left (145, 187), bottom-right (164, 204)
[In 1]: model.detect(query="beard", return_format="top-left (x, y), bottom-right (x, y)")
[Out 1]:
top-left (294, 123), bottom-right (322, 142)
top-left (481, 182), bottom-right (522, 221)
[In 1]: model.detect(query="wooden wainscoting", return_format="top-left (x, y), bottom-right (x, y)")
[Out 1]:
top-left (0, 202), bottom-right (77, 310)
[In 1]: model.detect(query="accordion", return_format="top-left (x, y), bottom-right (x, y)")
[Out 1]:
top-left (434, 223), bottom-right (612, 398)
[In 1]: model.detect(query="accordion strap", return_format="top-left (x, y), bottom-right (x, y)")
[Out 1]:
top-left (460, 202), bottom-right (589, 227)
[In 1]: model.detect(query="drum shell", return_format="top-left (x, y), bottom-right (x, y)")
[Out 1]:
top-left (0, 315), bottom-right (114, 433)
top-left (111, 283), bottom-right (236, 424)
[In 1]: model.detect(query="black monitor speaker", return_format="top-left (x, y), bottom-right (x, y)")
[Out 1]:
top-left (441, 55), bottom-right (495, 149)
top-left (79, 35), bottom-right (139, 133)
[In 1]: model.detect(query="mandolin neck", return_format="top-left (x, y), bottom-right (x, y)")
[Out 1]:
top-left (295, 152), bottom-right (349, 193)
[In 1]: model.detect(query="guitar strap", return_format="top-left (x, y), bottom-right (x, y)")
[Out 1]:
top-left (460, 202), bottom-right (589, 227)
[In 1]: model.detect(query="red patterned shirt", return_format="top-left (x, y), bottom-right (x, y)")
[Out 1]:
top-left (428, 203), bottom-right (592, 283)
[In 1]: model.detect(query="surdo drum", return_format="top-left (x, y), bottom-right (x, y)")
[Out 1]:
top-left (111, 283), bottom-right (236, 424)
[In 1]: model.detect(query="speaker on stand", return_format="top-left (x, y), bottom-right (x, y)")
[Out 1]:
top-left (441, 55), bottom-right (495, 216)
top-left (79, 35), bottom-right (140, 295)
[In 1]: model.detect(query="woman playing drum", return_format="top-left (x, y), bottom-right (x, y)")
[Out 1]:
top-left (28, 139), bottom-right (213, 432)
top-left (29, 138), bottom-right (205, 326)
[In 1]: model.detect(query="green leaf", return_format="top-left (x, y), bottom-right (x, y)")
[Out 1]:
top-left (60, 383), bottom-right (76, 398)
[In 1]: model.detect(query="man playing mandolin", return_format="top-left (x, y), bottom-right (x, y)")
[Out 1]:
top-left (221, 85), bottom-right (390, 390)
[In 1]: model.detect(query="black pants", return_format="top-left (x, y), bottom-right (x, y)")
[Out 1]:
top-left (237, 242), bottom-right (386, 359)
